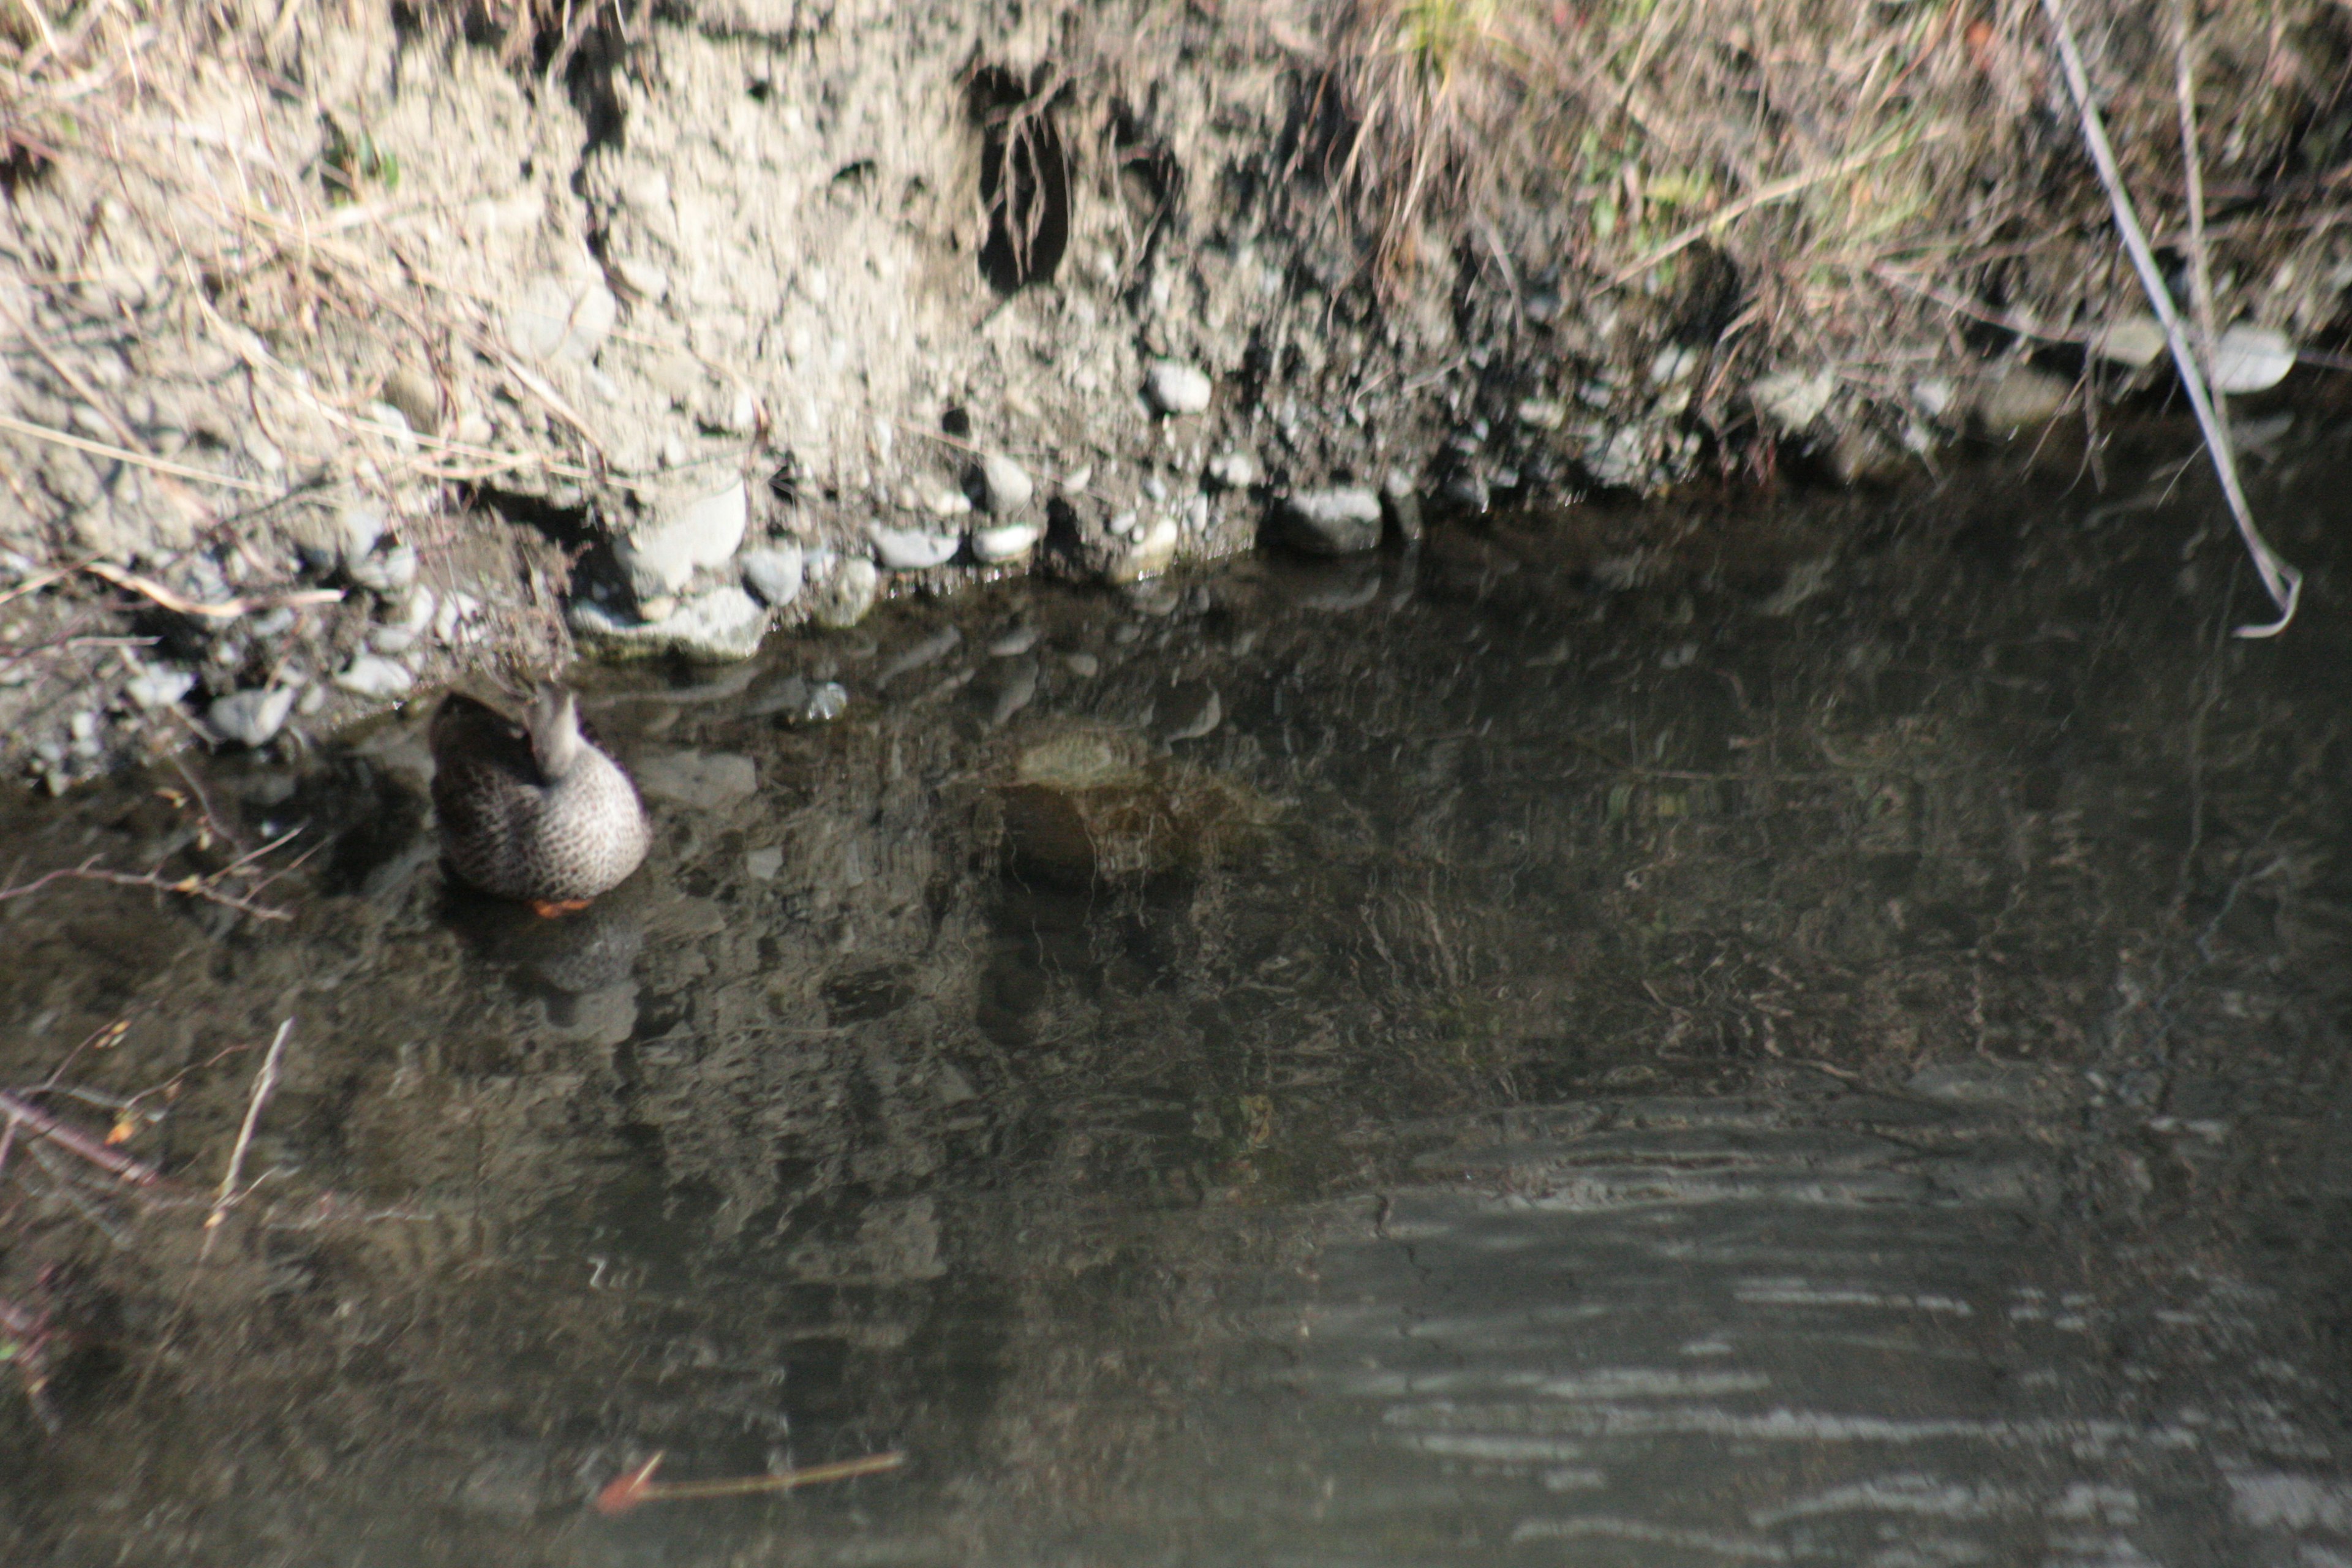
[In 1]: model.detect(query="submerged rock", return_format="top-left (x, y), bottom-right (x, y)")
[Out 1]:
top-left (996, 723), bottom-right (1276, 884)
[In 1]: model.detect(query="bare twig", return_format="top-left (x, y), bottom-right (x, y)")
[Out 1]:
top-left (2040, 0), bottom-right (2299, 638)
top-left (0, 412), bottom-right (276, 494)
top-left (0, 857), bottom-right (294, 921)
top-left (81, 560), bottom-right (343, 621)
top-left (595, 1450), bottom-right (906, 1516)
top-left (205, 1018), bottom-right (292, 1235)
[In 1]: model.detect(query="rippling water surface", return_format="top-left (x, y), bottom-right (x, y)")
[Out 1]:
top-left (2, 417), bottom-right (2350, 1566)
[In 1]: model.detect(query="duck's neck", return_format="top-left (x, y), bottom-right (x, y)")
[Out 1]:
top-left (527, 688), bottom-right (587, 781)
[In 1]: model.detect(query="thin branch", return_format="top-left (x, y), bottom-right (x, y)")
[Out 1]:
top-left (0, 412), bottom-right (276, 494)
top-left (205, 1018), bottom-right (292, 1235)
top-left (0, 858), bottom-right (293, 921)
top-left (2040, 0), bottom-right (2299, 638)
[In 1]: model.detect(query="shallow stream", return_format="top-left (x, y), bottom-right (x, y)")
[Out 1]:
top-left (3, 415), bottom-right (2351, 1566)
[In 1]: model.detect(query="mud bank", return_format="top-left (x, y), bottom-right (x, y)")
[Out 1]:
top-left (4, 0), bottom-right (2350, 786)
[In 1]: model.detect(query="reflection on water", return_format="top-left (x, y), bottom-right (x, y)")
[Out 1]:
top-left (2, 418), bottom-right (2351, 1565)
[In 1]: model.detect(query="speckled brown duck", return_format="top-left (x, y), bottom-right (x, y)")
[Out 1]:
top-left (429, 684), bottom-right (650, 914)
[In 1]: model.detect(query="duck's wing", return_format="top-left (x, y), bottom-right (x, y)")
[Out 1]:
top-left (429, 692), bottom-right (543, 827)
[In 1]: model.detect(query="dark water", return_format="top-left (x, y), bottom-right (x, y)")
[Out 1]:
top-left (3, 415), bottom-right (2351, 1566)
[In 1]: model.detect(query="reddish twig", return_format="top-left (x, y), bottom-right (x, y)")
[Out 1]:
top-left (594, 1450), bottom-right (906, 1517)
top-left (0, 1090), bottom-right (165, 1188)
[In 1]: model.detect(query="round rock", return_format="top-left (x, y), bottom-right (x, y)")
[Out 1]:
top-left (870, 523), bottom-right (961, 571)
top-left (813, 557), bottom-right (881, 628)
top-left (972, 521), bottom-right (1042, 562)
top-left (208, 686), bottom-right (297, 748)
top-left (1145, 360), bottom-right (1213, 416)
top-left (333, 654), bottom-right (415, 698)
top-left (976, 452), bottom-right (1035, 513)
top-left (739, 546), bottom-right (806, 609)
top-left (1276, 487), bottom-right (1384, 555)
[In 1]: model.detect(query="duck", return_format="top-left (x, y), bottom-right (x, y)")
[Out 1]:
top-left (429, 683), bottom-right (650, 914)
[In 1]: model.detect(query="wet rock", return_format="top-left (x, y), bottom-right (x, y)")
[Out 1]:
top-left (1065, 652), bottom-right (1099, 678)
top-left (812, 557), bottom-right (880, 628)
top-left (870, 522), bottom-right (960, 571)
top-left (635, 748), bottom-right (758, 810)
top-left (972, 521), bottom-right (1042, 562)
top-left (1973, 366), bottom-right (2071, 432)
top-left (1106, 514), bottom-right (1179, 584)
top-left (738, 546), bottom-right (805, 609)
top-left (975, 451), bottom-right (1035, 513)
top-left (333, 654), bottom-right (415, 698)
top-left (208, 686), bottom-right (297, 748)
top-left (570, 586), bottom-right (769, 662)
top-left (987, 656), bottom-right (1038, 726)
top-left (349, 543), bottom-right (418, 594)
top-left (1163, 682), bottom-right (1221, 742)
top-left (1381, 470), bottom-right (1423, 544)
top-left (878, 625), bottom-right (962, 684)
top-left (1145, 359), bottom-right (1213, 415)
top-left (989, 624), bottom-right (1041, 657)
top-left (617, 480), bottom-right (748, 599)
top-left (1276, 487), bottom-right (1384, 555)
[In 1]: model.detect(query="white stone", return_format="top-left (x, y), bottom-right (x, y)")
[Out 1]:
top-left (1107, 514), bottom-right (1180, 583)
top-left (971, 522), bottom-right (1042, 562)
top-left (208, 686), bottom-right (296, 747)
top-left (349, 544), bottom-right (418, 594)
top-left (1516, 398), bottom-right (1567, 431)
top-left (739, 546), bottom-right (806, 608)
top-left (569, 586), bottom-right (771, 662)
top-left (1751, 368), bottom-right (1838, 432)
top-left (977, 452), bottom-right (1035, 513)
top-left (1145, 360), bottom-right (1213, 415)
top-left (635, 748), bottom-right (758, 810)
top-left (616, 481), bottom-right (749, 598)
top-left (2091, 314), bottom-right (2168, 369)
top-left (2210, 323), bottom-right (2296, 393)
top-left (1206, 450), bottom-right (1262, 489)
top-left (812, 557), bottom-right (880, 628)
top-left (870, 523), bottom-right (960, 570)
top-left (124, 665), bottom-right (196, 710)
top-left (1278, 487), bottom-right (1384, 554)
top-left (611, 257), bottom-right (670, 302)
top-left (333, 654), bottom-right (415, 698)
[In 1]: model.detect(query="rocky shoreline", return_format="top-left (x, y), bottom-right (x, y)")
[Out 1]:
top-left (3, 1), bottom-right (2347, 789)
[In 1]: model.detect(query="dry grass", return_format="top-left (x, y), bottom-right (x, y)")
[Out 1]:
top-left (1314, 0), bottom-right (2352, 374)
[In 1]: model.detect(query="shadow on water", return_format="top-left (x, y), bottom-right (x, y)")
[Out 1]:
top-left (2, 413), bottom-right (2352, 1564)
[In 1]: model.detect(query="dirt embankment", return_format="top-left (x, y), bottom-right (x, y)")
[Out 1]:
top-left (2, 0), bottom-right (2348, 788)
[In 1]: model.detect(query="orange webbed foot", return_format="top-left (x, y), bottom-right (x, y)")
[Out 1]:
top-left (530, 897), bottom-right (594, 918)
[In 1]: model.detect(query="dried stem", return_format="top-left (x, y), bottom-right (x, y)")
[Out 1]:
top-left (2039, 0), bottom-right (2300, 639)
top-left (0, 1088), bottom-right (167, 1188)
top-left (205, 1018), bottom-right (293, 1236)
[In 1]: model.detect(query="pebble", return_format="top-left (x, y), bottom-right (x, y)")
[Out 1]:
top-left (812, 557), bottom-right (880, 628)
top-left (1381, 471), bottom-right (1423, 544)
top-left (2091, 315), bottom-right (2167, 369)
top-left (434, 590), bottom-right (483, 645)
top-left (1162, 684), bottom-right (1221, 743)
top-left (971, 521), bottom-right (1042, 562)
top-left (976, 452), bottom-right (1035, 513)
top-left (124, 665), bottom-right (197, 710)
top-left (745, 846), bottom-right (784, 881)
top-left (1751, 368), bottom-right (1838, 432)
top-left (878, 625), bottom-right (962, 684)
top-left (989, 624), bottom-right (1041, 656)
top-left (349, 543), bottom-right (418, 594)
top-left (1205, 450), bottom-right (1262, 489)
top-left (292, 501), bottom-right (385, 576)
top-left (1145, 360), bottom-right (1213, 415)
top-left (1516, 398), bottom-right (1567, 431)
top-left (1064, 652), bottom-right (1099, 678)
top-left (617, 480), bottom-right (748, 598)
top-left (738, 546), bottom-right (806, 608)
top-left (1106, 514), bottom-right (1179, 583)
top-left (371, 586), bottom-right (436, 654)
top-left (743, 674), bottom-right (849, 723)
top-left (870, 522), bottom-right (960, 571)
top-left (1973, 365), bottom-right (2071, 432)
top-left (208, 686), bottom-right (297, 748)
top-left (1276, 487), bottom-right (1384, 554)
top-left (635, 749), bottom-right (758, 810)
top-left (987, 657), bottom-right (1038, 726)
top-left (334, 654), bottom-right (415, 698)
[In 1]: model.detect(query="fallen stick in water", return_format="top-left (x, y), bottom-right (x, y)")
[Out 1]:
top-left (594, 1450), bottom-right (906, 1517)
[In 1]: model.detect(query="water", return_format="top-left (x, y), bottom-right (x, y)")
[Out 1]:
top-left (2, 416), bottom-right (2350, 1565)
